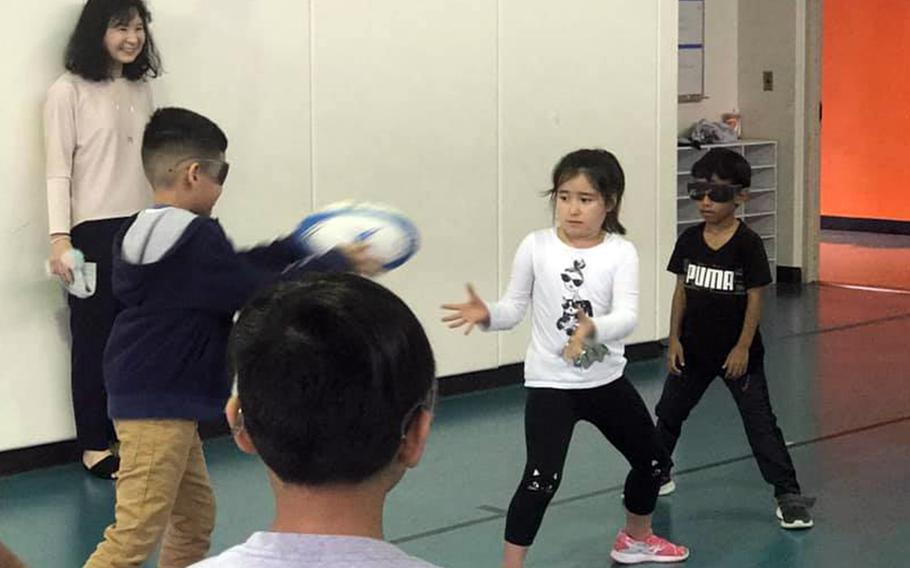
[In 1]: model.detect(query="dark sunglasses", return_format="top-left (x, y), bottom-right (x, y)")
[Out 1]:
top-left (198, 159), bottom-right (230, 185)
top-left (400, 380), bottom-right (439, 438)
top-left (560, 273), bottom-right (583, 286)
top-left (687, 181), bottom-right (741, 203)
top-left (169, 157), bottom-right (230, 186)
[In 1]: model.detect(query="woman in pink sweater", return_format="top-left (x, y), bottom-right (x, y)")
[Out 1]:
top-left (44, 0), bottom-right (161, 479)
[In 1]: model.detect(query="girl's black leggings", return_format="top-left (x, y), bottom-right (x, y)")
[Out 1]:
top-left (505, 376), bottom-right (668, 546)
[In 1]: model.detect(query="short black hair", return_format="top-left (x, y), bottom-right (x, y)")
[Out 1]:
top-left (691, 148), bottom-right (752, 188)
top-left (230, 273), bottom-right (437, 486)
top-left (141, 107), bottom-right (228, 187)
top-left (548, 148), bottom-right (627, 235)
top-left (65, 0), bottom-right (161, 82)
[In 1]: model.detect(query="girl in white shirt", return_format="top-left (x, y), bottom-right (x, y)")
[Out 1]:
top-left (44, 0), bottom-right (160, 479)
top-left (443, 149), bottom-right (689, 565)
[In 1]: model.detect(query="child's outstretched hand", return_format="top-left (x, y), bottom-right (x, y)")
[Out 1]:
top-left (723, 344), bottom-right (749, 379)
top-left (441, 284), bottom-right (490, 335)
top-left (339, 242), bottom-right (384, 277)
top-left (667, 337), bottom-right (686, 375)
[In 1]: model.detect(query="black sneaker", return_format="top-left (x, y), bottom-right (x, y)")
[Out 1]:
top-left (775, 493), bottom-right (816, 529)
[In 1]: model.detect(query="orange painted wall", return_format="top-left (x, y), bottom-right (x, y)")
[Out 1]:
top-left (821, 0), bottom-right (910, 221)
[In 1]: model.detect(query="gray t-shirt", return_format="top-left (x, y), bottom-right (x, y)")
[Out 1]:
top-left (190, 532), bottom-right (442, 568)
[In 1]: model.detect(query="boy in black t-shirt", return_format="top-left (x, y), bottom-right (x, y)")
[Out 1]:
top-left (655, 148), bottom-right (815, 529)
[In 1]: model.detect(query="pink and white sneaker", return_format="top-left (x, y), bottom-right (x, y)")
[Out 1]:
top-left (610, 529), bottom-right (689, 564)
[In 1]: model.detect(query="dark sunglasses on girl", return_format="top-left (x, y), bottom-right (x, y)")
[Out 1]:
top-left (687, 180), bottom-right (742, 203)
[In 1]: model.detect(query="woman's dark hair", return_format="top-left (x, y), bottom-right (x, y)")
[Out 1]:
top-left (230, 273), bottom-right (437, 486)
top-left (64, 0), bottom-right (161, 81)
top-left (547, 148), bottom-right (626, 235)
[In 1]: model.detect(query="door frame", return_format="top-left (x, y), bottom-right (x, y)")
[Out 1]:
top-left (799, 0), bottom-right (823, 282)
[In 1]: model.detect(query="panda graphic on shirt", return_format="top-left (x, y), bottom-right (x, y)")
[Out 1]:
top-left (555, 259), bottom-right (593, 336)
top-left (555, 258), bottom-right (610, 368)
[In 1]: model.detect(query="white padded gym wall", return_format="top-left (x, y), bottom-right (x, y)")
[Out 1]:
top-left (309, 0), bottom-right (501, 377)
top-left (498, 0), bottom-right (678, 364)
top-left (1, 1), bottom-right (85, 452)
top-left (0, 0), bottom-right (677, 452)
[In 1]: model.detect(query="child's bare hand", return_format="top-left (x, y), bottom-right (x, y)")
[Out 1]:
top-left (563, 309), bottom-right (595, 362)
top-left (441, 284), bottom-right (490, 335)
top-left (667, 337), bottom-right (685, 375)
top-left (723, 344), bottom-right (749, 379)
top-left (339, 242), bottom-right (384, 277)
top-left (562, 338), bottom-right (585, 363)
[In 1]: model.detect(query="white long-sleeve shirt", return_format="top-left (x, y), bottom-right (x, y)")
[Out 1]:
top-left (486, 228), bottom-right (639, 389)
top-left (44, 72), bottom-right (154, 235)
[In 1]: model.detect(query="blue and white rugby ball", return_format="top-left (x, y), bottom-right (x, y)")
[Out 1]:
top-left (294, 201), bottom-right (420, 270)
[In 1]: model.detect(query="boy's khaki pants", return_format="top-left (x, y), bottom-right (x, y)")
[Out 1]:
top-left (84, 419), bottom-right (216, 568)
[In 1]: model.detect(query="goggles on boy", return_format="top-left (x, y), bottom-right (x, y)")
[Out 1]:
top-left (169, 157), bottom-right (230, 186)
top-left (687, 181), bottom-right (741, 203)
top-left (399, 380), bottom-right (439, 439)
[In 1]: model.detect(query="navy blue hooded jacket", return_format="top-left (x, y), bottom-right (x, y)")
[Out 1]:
top-left (104, 207), bottom-right (348, 420)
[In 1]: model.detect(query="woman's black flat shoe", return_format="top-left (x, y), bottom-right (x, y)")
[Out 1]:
top-left (84, 454), bottom-right (119, 480)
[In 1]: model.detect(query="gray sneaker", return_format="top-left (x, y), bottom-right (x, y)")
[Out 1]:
top-left (775, 493), bottom-right (816, 529)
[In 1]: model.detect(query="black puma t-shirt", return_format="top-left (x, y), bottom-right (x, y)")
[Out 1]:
top-left (667, 221), bottom-right (772, 363)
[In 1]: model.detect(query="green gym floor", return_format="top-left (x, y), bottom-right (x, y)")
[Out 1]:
top-left (2, 283), bottom-right (910, 567)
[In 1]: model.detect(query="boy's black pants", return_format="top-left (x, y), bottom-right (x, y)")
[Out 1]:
top-left (68, 218), bottom-right (127, 452)
top-left (655, 355), bottom-right (800, 497)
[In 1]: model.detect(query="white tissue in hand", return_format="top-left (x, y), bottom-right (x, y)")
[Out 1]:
top-left (46, 249), bottom-right (97, 299)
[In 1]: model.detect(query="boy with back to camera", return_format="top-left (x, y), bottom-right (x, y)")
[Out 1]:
top-left (192, 273), bottom-right (441, 567)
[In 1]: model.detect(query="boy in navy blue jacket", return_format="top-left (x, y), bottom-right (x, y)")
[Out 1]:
top-left (85, 107), bottom-right (379, 568)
